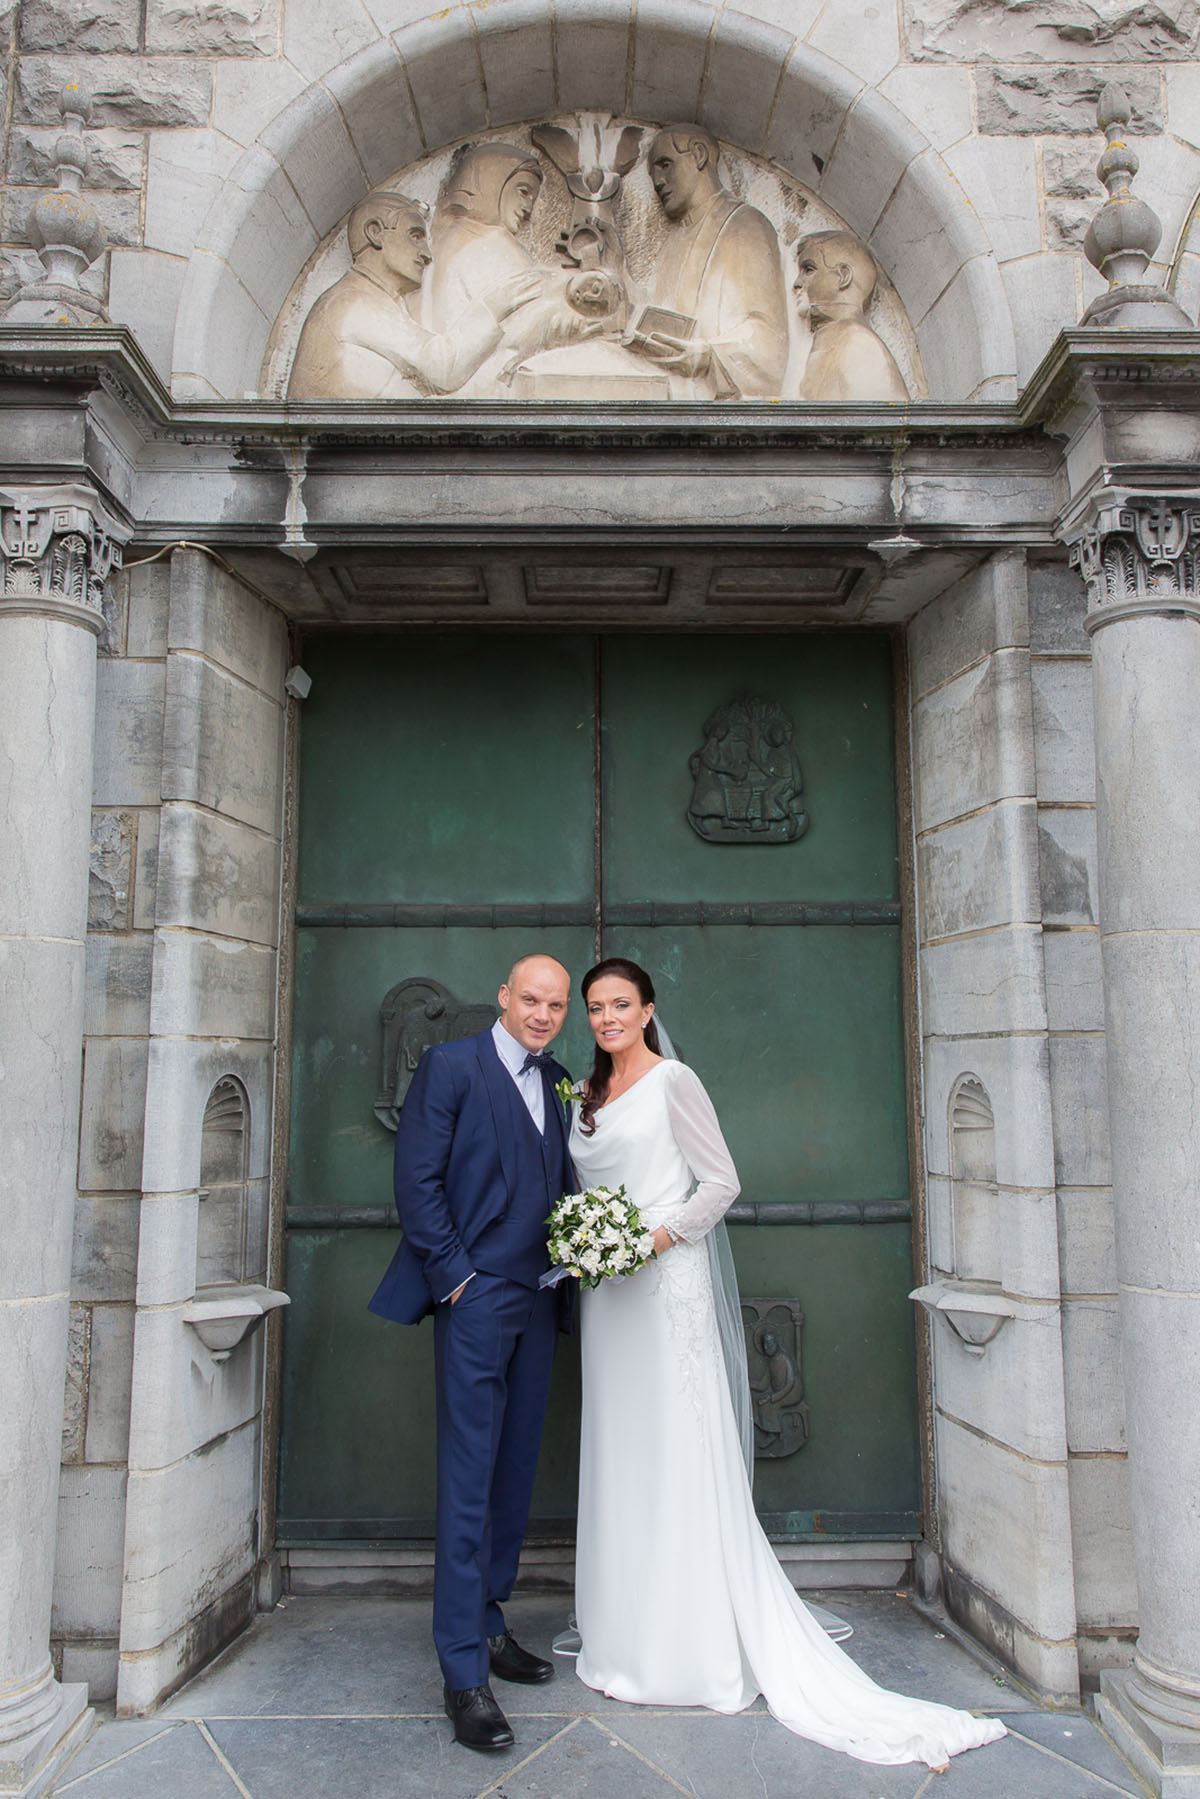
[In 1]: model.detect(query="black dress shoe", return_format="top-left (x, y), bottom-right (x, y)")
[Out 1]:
top-left (443, 1683), bottom-right (514, 1752)
top-left (488, 1630), bottom-right (555, 1684)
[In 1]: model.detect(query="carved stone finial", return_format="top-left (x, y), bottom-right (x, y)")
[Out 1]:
top-left (1080, 82), bottom-right (1190, 328)
top-left (3, 80), bottom-right (108, 325)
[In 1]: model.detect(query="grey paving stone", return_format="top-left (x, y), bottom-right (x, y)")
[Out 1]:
top-left (54, 1720), bottom-right (236, 1795)
top-left (487, 1717), bottom-right (695, 1797)
top-left (207, 1715), bottom-right (569, 1799)
top-left (1000, 1714), bottom-right (1142, 1794)
top-left (55, 1719), bottom-right (185, 1787)
top-left (797, 1590), bottom-right (1034, 1714)
top-left (924, 1725), bottom-right (1135, 1795)
top-left (607, 1710), bottom-right (930, 1798)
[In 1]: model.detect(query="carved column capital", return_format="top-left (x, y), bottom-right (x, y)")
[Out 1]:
top-left (1063, 492), bottom-right (1200, 635)
top-left (0, 483), bottom-right (128, 633)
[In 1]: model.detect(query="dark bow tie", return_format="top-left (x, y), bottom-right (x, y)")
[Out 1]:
top-left (520, 1051), bottom-right (553, 1075)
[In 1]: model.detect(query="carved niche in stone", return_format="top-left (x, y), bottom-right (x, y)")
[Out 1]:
top-left (375, 977), bottom-right (497, 1130)
top-left (268, 115), bottom-right (924, 405)
top-left (687, 695), bottom-right (808, 844)
top-left (741, 1297), bottom-right (810, 1459)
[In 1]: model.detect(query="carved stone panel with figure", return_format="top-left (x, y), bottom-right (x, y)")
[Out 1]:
top-left (375, 978), bottom-right (496, 1130)
top-left (687, 695), bottom-right (808, 843)
top-left (741, 1297), bottom-right (810, 1460)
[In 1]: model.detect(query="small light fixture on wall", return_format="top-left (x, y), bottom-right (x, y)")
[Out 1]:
top-left (285, 665), bottom-right (312, 700)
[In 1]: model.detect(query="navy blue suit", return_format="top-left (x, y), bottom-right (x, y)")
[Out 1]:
top-left (368, 1029), bottom-right (572, 1689)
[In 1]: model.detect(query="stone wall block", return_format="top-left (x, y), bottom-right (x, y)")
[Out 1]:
top-left (552, 7), bottom-right (630, 114)
top-left (117, 1418), bottom-right (259, 1683)
top-left (1166, 63), bottom-right (1200, 151)
top-left (918, 801), bottom-right (1040, 940)
top-left (140, 1039), bottom-right (273, 1196)
top-left (52, 1465), bottom-right (127, 1639)
top-left (700, 9), bottom-right (794, 155)
top-left (124, 562), bottom-right (170, 662)
top-left (5, 182), bottom-right (140, 248)
top-left (1062, 1299), bottom-right (1126, 1453)
top-left (908, 548), bottom-right (1030, 698)
top-left (167, 548), bottom-right (288, 696)
top-left (84, 1302), bottom-right (135, 1464)
top-left (211, 57), bottom-right (306, 149)
top-left (107, 249), bottom-right (188, 387)
top-left (1042, 139), bottom-right (1101, 250)
top-left (920, 925), bottom-right (1047, 1039)
top-left (1056, 1185), bottom-right (1117, 1297)
top-left (1048, 1035), bottom-right (1111, 1189)
top-left (78, 1037), bottom-right (150, 1193)
top-left (144, 130), bottom-right (242, 262)
top-left (806, 0), bottom-right (900, 85)
top-left (472, 0), bottom-right (555, 129)
top-left (92, 659), bottom-right (166, 811)
top-left (145, 0), bottom-right (277, 55)
top-left (133, 1194), bottom-right (199, 1309)
top-left (764, 46), bottom-right (862, 190)
top-left (934, 1414), bottom-right (1078, 1684)
top-left (7, 126), bottom-right (144, 189)
top-left (393, 7), bottom-right (488, 150)
top-left (156, 806), bottom-right (280, 947)
top-left (161, 653), bottom-right (284, 836)
top-left (914, 649), bottom-right (1036, 833)
top-left (18, 0), bottom-right (139, 52)
top-left (870, 156), bottom-right (979, 327)
top-left (321, 40), bottom-right (422, 186)
top-left (923, 1034), bottom-right (1056, 1196)
top-left (925, 1173), bottom-right (953, 1274)
top-left (259, 87), bottom-right (367, 245)
top-left (15, 55), bottom-right (213, 127)
top-left (281, 0), bottom-right (377, 82)
top-left (1037, 807), bottom-right (1097, 927)
top-left (71, 1195), bottom-right (140, 1304)
top-left (125, 1306), bottom-right (263, 1470)
top-left (1042, 930), bottom-right (1105, 1033)
top-left (931, 1306), bottom-right (1069, 1462)
top-left (943, 136), bottom-right (1041, 264)
top-left (89, 810), bottom-right (135, 932)
top-left (977, 66), bottom-right (1161, 134)
top-left (148, 931), bottom-right (276, 1042)
top-left (1067, 1455), bottom-right (1137, 1630)
top-left (1030, 660), bottom-right (1096, 804)
top-left (62, 1305), bottom-right (90, 1464)
top-left (905, 1), bottom-right (1198, 64)
top-left (1028, 555), bottom-right (1088, 655)
top-left (998, 253), bottom-right (1083, 388)
top-left (878, 64), bottom-right (972, 152)
top-left (917, 253), bottom-right (1017, 401)
top-left (132, 810), bottom-right (160, 932)
top-left (629, 0), bottom-right (714, 125)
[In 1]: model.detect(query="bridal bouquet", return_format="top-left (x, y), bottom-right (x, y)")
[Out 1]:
top-left (541, 1184), bottom-right (657, 1289)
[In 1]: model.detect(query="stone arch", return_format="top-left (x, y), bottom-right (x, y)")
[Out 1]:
top-left (196, 1075), bottom-right (251, 1287)
top-left (1169, 188), bottom-right (1200, 324)
top-left (948, 1074), bottom-right (998, 1285)
top-left (172, 2), bottom-right (1016, 401)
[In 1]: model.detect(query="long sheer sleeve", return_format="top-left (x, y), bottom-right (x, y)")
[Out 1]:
top-left (663, 1062), bottom-right (740, 1241)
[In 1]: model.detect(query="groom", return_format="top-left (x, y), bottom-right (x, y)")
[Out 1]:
top-left (368, 953), bottom-right (574, 1752)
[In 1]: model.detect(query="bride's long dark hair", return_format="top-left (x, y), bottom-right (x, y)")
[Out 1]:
top-left (578, 957), bottom-right (663, 1136)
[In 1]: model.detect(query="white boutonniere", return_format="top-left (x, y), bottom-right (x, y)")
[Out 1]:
top-left (554, 1076), bottom-right (581, 1111)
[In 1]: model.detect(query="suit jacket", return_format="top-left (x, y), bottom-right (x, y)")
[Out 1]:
top-left (368, 1028), bottom-right (574, 1326)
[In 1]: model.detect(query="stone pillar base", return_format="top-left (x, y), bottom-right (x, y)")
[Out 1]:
top-left (1099, 1671), bottom-right (1200, 1797)
top-left (0, 1684), bottom-right (91, 1799)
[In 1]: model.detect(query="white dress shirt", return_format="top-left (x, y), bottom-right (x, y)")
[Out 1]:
top-left (491, 1017), bottom-right (547, 1133)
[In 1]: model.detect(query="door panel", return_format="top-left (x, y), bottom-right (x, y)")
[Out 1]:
top-left (278, 630), bottom-right (919, 1546)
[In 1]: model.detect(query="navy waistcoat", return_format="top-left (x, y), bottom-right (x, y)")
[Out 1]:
top-left (470, 1070), bottom-right (567, 1289)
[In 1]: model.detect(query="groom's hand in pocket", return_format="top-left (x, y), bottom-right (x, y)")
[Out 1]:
top-left (449, 1280), bottom-right (470, 1304)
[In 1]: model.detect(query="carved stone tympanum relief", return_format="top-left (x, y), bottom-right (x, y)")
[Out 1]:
top-left (268, 114), bottom-right (924, 405)
top-left (687, 695), bottom-right (809, 843)
top-left (375, 978), bottom-right (496, 1130)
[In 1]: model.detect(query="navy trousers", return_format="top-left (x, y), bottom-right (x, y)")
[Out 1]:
top-left (432, 1270), bottom-right (559, 1690)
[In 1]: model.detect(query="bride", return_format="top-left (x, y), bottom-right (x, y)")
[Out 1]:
top-left (568, 956), bottom-right (1007, 1770)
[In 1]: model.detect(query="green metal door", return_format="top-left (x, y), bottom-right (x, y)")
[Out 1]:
top-left (278, 631), bottom-right (919, 1548)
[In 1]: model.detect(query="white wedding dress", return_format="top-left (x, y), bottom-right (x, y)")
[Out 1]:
top-left (569, 1059), bottom-right (1006, 1768)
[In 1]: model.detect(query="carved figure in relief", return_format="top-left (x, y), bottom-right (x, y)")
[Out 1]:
top-left (429, 142), bottom-right (602, 391)
top-left (793, 231), bottom-right (908, 404)
top-left (287, 189), bottom-right (542, 400)
top-left (629, 124), bottom-right (789, 400)
top-left (687, 695), bottom-right (808, 843)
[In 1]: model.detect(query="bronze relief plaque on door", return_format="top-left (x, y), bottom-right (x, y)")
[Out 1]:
top-left (686, 695), bottom-right (809, 843)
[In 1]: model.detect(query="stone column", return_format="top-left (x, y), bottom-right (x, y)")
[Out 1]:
top-left (1073, 495), bottom-right (1200, 1797)
top-left (0, 487), bottom-right (125, 1796)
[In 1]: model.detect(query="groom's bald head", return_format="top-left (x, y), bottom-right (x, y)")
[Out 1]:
top-left (497, 954), bottom-right (571, 1052)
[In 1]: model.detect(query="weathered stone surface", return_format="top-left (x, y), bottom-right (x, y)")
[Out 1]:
top-left (921, 925), bottom-right (1048, 1038)
top-left (1028, 554), bottom-right (1089, 655)
top-left (913, 650), bottom-right (1036, 833)
top-left (930, 1303), bottom-right (1069, 1462)
top-left (19, 0), bottom-right (139, 52)
top-left (1042, 139), bottom-right (1101, 248)
top-left (52, 1464), bottom-right (127, 1637)
top-left (84, 1302), bottom-right (135, 1463)
top-left (1068, 1454), bottom-right (1137, 1628)
top-left (211, 55), bottom-right (305, 147)
top-left (1049, 1034), bottom-right (1111, 1187)
top-left (62, 1305), bottom-right (90, 1464)
top-left (148, 931), bottom-right (276, 1041)
top-left (7, 126), bottom-right (144, 189)
top-left (977, 65), bottom-right (1161, 134)
top-left (1031, 660), bottom-right (1095, 804)
top-left (85, 934), bottom-right (153, 1038)
top-left (92, 660), bottom-right (165, 810)
top-left (168, 548), bottom-right (287, 696)
top-left (1038, 806), bottom-right (1097, 927)
top-left (144, 128), bottom-right (241, 260)
top-left (909, 550), bottom-right (1030, 700)
top-left (918, 801), bottom-right (1041, 940)
top-left (145, 0), bottom-right (276, 55)
top-left (1043, 929), bottom-right (1105, 1032)
top-left (15, 55), bottom-right (212, 127)
top-left (5, 184), bottom-right (139, 248)
top-left (161, 654), bottom-right (283, 836)
top-left (78, 1037), bottom-right (149, 1192)
top-left (89, 810), bottom-right (134, 932)
top-left (124, 561), bottom-right (170, 661)
top-left (71, 1194), bottom-right (140, 1303)
top-left (879, 63), bottom-right (973, 151)
top-left (107, 248), bottom-right (187, 386)
top-left (156, 805), bottom-right (280, 947)
top-left (1000, 252), bottom-right (1083, 387)
top-left (1057, 1184), bottom-right (1117, 1296)
top-left (907, 0), bottom-right (1199, 63)
top-left (1062, 1298), bottom-right (1125, 1451)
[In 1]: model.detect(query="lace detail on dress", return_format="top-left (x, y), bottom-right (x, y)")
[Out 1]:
top-left (658, 1236), bottom-right (722, 1437)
